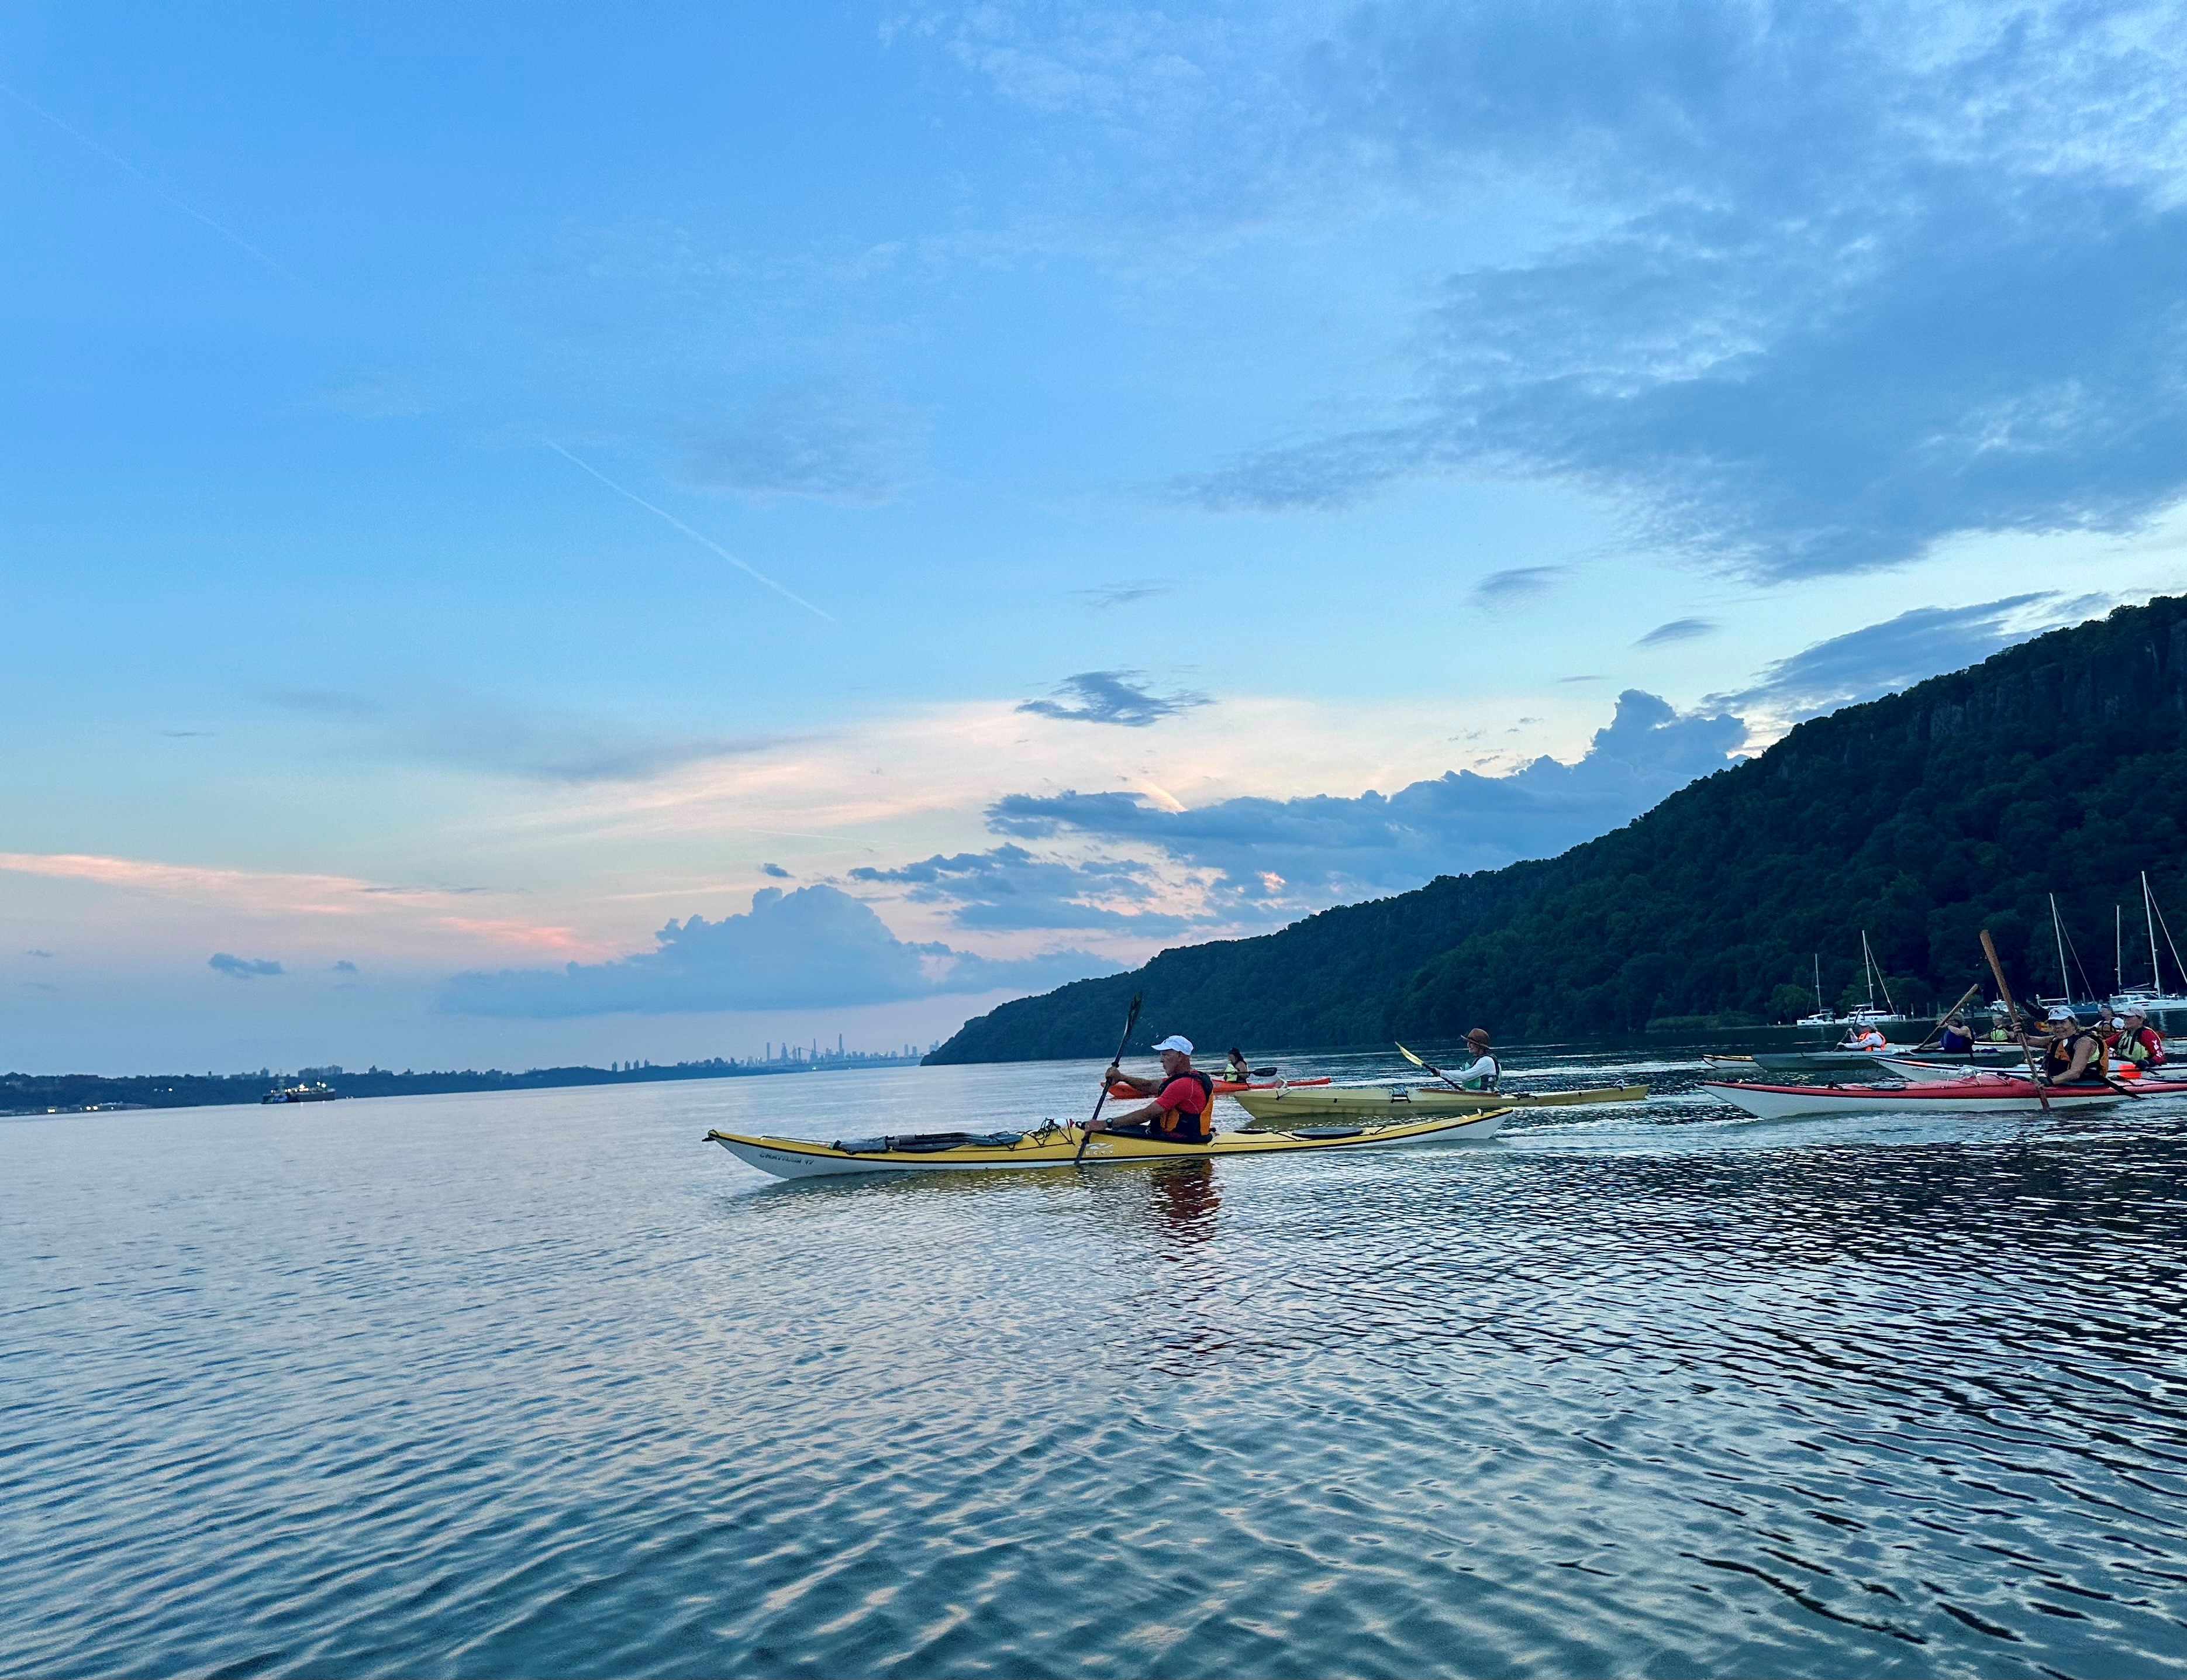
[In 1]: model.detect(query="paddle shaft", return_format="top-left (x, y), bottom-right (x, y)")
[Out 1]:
top-left (1981, 930), bottom-right (2051, 1113)
top-left (1396, 1041), bottom-right (1476, 1093)
top-left (1074, 992), bottom-right (1143, 1164)
top-left (1912, 981), bottom-right (1985, 1051)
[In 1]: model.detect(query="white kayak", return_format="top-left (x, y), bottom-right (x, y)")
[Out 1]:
top-left (708, 1110), bottom-right (1506, 1179)
top-left (1232, 1082), bottom-right (1644, 1124)
top-left (1700, 1074), bottom-right (2160, 1119)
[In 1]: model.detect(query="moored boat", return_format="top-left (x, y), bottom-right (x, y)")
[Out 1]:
top-left (1232, 1082), bottom-right (1644, 1124)
top-left (261, 1082), bottom-right (339, 1104)
top-left (707, 1109), bottom-right (1507, 1178)
top-left (1699, 1074), bottom-right (2182, 1119)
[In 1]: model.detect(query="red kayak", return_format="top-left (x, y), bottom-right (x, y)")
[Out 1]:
top-left (1109, 1076), bottom-right (1333, 1098)
top-left (1703, 1073), bottom-right (2187, 1119)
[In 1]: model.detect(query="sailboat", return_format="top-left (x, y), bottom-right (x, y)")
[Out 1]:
top-left (1843, 931), bottom-right (1915, 1027)
top-left (1795, 953), bottom-right (1839, 1026)
top-left (2109, 873), bottom-right (2187, 1015)
top-left (2033, 894), bottom-right (2103, 1014)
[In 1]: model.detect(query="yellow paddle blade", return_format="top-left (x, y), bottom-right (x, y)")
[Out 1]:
top-left (1395, 1041), bottom-right (1431, 1070)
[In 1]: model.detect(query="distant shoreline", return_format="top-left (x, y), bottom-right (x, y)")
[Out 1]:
top-left (2, 1054), bottom-right (925, 1117)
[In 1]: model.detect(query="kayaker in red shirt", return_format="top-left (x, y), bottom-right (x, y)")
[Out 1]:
top-left (2117, 1006), bottom-right (2167, 1071)
top-left (1092, 1034), bottom-right (1215, 1144)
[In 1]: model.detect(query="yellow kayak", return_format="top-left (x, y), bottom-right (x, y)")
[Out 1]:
top-left (706, 1109), bottom-right (1507, 1179)
top-left (1233, 1083), bottom-right (1646, 1126)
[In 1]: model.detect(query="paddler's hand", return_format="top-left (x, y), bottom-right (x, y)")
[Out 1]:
top-left (1105, 1062), bottom-right (1123, 1082)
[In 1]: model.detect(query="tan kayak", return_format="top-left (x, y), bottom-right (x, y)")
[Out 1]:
top-left (706, 1108), bottom-right (1508, 1178)
top-left (1233, 1082), bottom-right (1647, 1126)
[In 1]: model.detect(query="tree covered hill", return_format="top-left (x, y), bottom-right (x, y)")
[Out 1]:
top-left (928, 595), bottom-right (2187, 1063)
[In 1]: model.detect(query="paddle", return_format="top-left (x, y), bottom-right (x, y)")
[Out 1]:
top-left (1396, 1041), bottom-right (1477, 1093)
top-left (1980, 930), bottom-right (2051, 1113)
top-left (1074, 991), bottom-right (1143, 1165)
top-left (1911, 982), bottom-right (1985, 1052)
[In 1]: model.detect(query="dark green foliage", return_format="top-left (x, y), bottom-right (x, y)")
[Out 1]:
top-left (930, 596), bottom-right (2187, 1062)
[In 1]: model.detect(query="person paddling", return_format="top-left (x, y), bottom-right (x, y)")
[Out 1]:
top-left (1092, 1034), bottom-right (1215, 1144)
top-left (1937, 1015), bottom-right (1973, 1053)
top-left (2117, 1006), bottom-right (2167, 1071)
top-left (2037, 1006), bottom-right (2107, 1085)
top-left (1452, 1028), bottom-right (1501, 1091)
top-left (1847, 1023), bottom-right (1887, 1053)
top-left (1225, 1047), bottom-right (1253, 1085)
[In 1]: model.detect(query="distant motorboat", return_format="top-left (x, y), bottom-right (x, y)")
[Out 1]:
top-left (261, 1082), bottom-right (340, 1105)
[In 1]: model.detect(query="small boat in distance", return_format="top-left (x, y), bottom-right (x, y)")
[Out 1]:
top-left (261, 1082), bottom-right (339, 1104)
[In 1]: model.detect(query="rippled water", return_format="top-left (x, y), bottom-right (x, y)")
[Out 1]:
top-left (6, 1046), bottom-right (2187, 1678)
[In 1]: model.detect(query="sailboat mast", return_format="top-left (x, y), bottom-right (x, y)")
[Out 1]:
top-left (1814, 953), bottom-right (1823, 1014)
top-left (2145, 872), bottom-right (2161, 991)
top-left (2051, 895), bottom-right (2070, 1002)
top-left (2117, 904), bottom-right (2124, 996)
top-left (1861, 930), bottom-right (1897, 1015)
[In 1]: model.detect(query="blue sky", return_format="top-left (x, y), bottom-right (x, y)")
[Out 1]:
top-left (5, 2), bottom-right (2185, 1072)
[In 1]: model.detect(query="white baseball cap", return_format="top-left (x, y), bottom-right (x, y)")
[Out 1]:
top-left (2045, 1005), bottom-right (2075, 1022)
top-left (1151, 1034), bottom-right (1194, 1054)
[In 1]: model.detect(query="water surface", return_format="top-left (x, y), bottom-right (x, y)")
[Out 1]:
top-left (6, 1046), bottom-right (2186, 1676)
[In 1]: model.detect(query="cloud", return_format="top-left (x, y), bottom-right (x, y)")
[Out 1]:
top-left (332, 960), bottom-right (358, 972)
top-left (1017, 670), bottom-right (1212, 727)
top-left (264, 688), bottom-right (770, 784)
top-left (1072, 579), bottom-right (1176, 608)
top-left (160, 729), bottom-right (215, 739)
top-left (760, 863), bottom-right (792, 879)
top-left (209, 953), bottom-right (284, 979)
top-left (1471, 565), bottom-right (1572, 605)
top-left (1715, 592), bottom-right (2082, 723)
top-left (1636, 618), bottom-right (1717, 647)
top-left (989, 688), bottom-right (1747, 904)
top-left (439, 884), bottom-right (1117, 1017)
top-left (677, 385), bottom-right (920, 506)
top-left (849, 843), bottom-right (1193, 933)
top-left (1164, 2), bottom-right (2187, 579)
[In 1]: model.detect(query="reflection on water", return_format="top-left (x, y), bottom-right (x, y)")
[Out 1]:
top-left (4, 1042), bottom-right (2187, 1678)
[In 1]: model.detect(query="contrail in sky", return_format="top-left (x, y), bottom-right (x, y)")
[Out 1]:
top-left (0, 79), bottom-right (305, 286)
top-left (545, 442), bottom-right (834, 623)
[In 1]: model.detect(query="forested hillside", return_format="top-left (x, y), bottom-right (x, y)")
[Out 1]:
top-left (929, 595), bottom-right (2187, 1062)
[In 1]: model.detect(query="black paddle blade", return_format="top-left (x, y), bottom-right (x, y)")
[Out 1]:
top-left (1248, 1066), bottom-right (1277, 1077)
